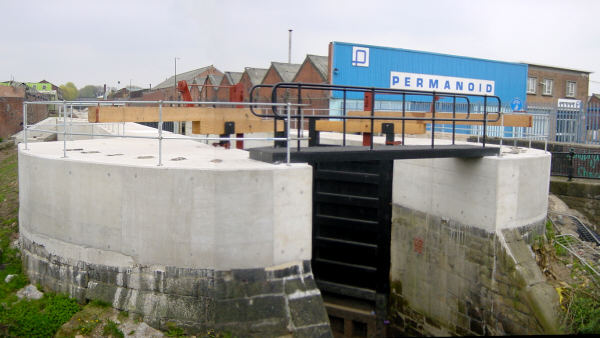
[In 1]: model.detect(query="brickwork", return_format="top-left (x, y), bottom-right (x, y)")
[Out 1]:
top-left (258, 67), bottom-right (283, 102)
top-left (1, 87), bottom-right (49, 139)
top-left (20, 237), bottom-right (331, 336)
top-left (527, 65), bottom-right (590, 106)
top-left (292, 55), bottom-right (330, 112)
top-left (199, 77), bottom-right (219, 103)
top-left (141, 88), bottom-right (172, 101)
top-left (389, 205), bottom-right (561, 336)
top-left (239, 72), bottom-right (254, 102)
top-left (216, 76), bottom-right (232, 102)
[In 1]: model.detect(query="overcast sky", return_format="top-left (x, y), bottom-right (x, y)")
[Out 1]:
top-left (2, 0), bottom-right (600, 94)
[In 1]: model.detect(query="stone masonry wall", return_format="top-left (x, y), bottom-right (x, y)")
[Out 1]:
top-left (550, 177), bottom-right (600, 232)
top-left (20, 237), bottom-right (332, 337)
top-left (388, 205), bottom-right (561, 336)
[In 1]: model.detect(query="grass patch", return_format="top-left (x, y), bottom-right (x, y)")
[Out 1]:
top-left (560, 283), bottom-right (600, 334)
top-left (89, 299), bottom-right (112, 308)
top-left (103, 319), bottom-right (125, 338)
top-left (0, 145), bottom-right (84, 337)
top-left (0, 293), bottom-right (81, 337)
top-left (165, 321), bottom-right (186, 337)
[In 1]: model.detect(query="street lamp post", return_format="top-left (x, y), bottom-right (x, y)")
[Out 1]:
top-left (174, 57), bottom-right (180, 99)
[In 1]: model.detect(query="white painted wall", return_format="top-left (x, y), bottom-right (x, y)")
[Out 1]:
top-left (392, 147), bottom-right (551, 231)
top-left (18, 138), bottom-right (312, 270)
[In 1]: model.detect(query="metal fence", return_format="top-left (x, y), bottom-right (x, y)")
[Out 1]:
top-left (22, 100), bottom-right (307, 165)
top-left (328, 99), bottom-right (600, 146)
top-left (526, 102), bottom-right (600, 145)
top-left (551, 151), bottom-right (600, 179)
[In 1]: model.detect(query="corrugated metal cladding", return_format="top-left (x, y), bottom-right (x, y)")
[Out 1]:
top-left (331, 41), bottom-right (527, 105)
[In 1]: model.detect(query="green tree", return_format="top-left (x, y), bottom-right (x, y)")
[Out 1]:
top-left (59, 82), bottom-right (78, 100)
top-left (78, 85), bottom-right (102, 99)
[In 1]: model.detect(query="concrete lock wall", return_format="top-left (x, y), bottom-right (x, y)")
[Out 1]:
top-left (18, 139), bottom-right (332, 336)
top-left (388, 148), bottom-right (563, 335)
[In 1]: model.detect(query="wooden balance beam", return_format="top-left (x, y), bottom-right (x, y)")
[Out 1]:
top-left (88, 106), bottom-right (284, 134)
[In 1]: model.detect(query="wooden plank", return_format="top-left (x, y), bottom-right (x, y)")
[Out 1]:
top-left (406, 112), bottom-right (532, 127)
top-left (315, 120), bottom-right (426, 134)
top-left (87, 106), bottom-right (284, 134)
top-left (344, 111), bottom-right (532, 127)
top-left (192, 119), bottom-right (284, 134)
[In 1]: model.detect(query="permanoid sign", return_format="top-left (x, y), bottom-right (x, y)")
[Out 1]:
top-left (390, 71), bottom-right (495, 95)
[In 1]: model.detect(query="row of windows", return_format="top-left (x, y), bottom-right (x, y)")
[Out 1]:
top-left (27, 84), bottom-right (49, 90)
top-left (527, 77), bottom-right (577, 97)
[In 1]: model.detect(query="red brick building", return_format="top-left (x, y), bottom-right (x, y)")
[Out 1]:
top-left (238, 67), bottom-right (268, 102)
top-left (142, 65), bottom-right (222, 101)
top-left (199, 74), bottom-right (224, 102)
top-left (216, 71), bottom-right (243, 102)
top-left (526, 64), bottom-right (590, 106)
top-left (0, 85), bottom-right (49, 139)
top-left (292, 55), bottom-right (330, 112)
top-left (257, 62), bottom-right (302, 103)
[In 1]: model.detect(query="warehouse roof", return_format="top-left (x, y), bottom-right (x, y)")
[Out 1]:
top-left (224, 71), bottom-right (243, 85)
top-left (244, 68), bottom-right (268, 85)
top-left (306, 55), bottom-right (328, 81)
top-left (271, 62), bottom-right (302, 82)
top-left (206, 74), bottom-right (224, 86)
top-left (154, 65), bottom-right (216, 90)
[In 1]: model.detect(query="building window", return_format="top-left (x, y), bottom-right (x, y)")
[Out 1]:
top-left (542, 79), bottom-right (553, 96)
top-left (527, 77), bottom-right (537, 94)
top-left (566, 81), bottom-right (576, 98)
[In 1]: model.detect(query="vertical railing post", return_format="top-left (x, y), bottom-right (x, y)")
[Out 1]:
top-left (370, 88), bottom-right (375, 150)
top-left (431, 92), bottom-right (436, 149)
top-left (158, 101), bottom-right (163, 166)
top-left (451, 96), bottom-right (456, 145)
top-left (482, 96), bottom-right (488, 147)
top-left (402, 93), bottom-right (406, 146)
top-left (62, 101), bottom-right (67, 158)
top-left (286, 102), bottom-right (291, 165)
top-left (568, 148), bottom-right (575, 181)
top-left (297, 84), bottom-right (302, 151)
top-left (69, 104), bottom-right (73, 141)
top-left (342, 90), bottom-right (347, 146)
top-left (23, 102), bottom-right (28, 150)
top-left (500, 114), bottom-right (504, 148)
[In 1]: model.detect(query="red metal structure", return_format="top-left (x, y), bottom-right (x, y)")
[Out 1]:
top-left (177, 80), bottom-right (245, 149)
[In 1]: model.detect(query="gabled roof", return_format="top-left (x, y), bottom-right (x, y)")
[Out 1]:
top-left (243, 68), bottom-right (268, 86)
top-left (271, 62), bottom-right (302, 82)
top-left (306, 55), bottom-right (328, 81)
top-left (154, 65), bottom-right (217, 90)
top-left (224, 71), bottom-right (243, 85)
top-left (206, 74), bottom-right (224, 86)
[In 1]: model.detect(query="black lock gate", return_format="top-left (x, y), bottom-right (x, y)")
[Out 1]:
top-left (311, 159), bottom-right (393, 302)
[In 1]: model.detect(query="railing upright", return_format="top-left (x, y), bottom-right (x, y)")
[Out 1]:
top-left (158, 101), bottom-right (163, 166)
top-left (287, 102), bottom-right (291, 165)
top-left (62, 101), bottom-right (67, 158)
top-left (23, 102), bottom-right (28, 150)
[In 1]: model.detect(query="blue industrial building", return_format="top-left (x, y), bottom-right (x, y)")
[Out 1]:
top-left (328, 42), bottom-right (528, 118)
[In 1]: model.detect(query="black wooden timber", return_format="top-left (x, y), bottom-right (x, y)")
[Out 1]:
top-left (249, 144), bottom-right (500, 163)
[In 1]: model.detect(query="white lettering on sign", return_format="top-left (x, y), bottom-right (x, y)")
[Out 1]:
top-left (390, 71), bottom-right (495, 95)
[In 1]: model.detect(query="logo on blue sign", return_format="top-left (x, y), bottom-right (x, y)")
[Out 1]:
top-left (510, 97), bottom-right (523, 111)
top-left (352, 46), bottom-right (369, 67)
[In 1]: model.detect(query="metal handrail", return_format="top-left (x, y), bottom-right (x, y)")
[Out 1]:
top-left (21, 100), bottom-right (308, 166)
top-left (249, 82), bottom-right (502, 149)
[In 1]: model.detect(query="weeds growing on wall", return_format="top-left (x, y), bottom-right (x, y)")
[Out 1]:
top-left (543, 217), bottom-right (600, 334)
top-left (0, 145), bottom-right (82, 337)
